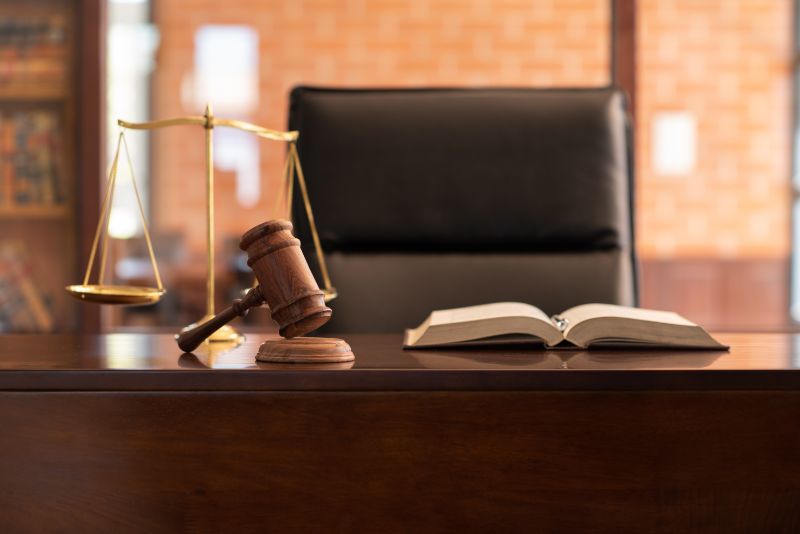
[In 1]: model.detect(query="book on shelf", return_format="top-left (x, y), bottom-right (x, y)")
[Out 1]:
top-left (0, 16), bottom-right (66, 47)
top-left (404, 302), bottom-right (727, 350)
top-left (0, 240), bottom-right (53, 332)
top-left (0, 109), bottom-right (63, 207)
top-left (0, 16), bottom-right (67, 84)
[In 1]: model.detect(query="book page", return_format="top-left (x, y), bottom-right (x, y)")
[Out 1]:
top-left (559, 303), bottom-right (695, 337)
top-left (558, 303), bottom-right (725, 349)
top-left (405, 302), bottom-right (562, 347)
top-left (430, 302), bottom-right (552, 326)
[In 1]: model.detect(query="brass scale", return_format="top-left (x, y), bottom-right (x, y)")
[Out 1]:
top-left (65, 106), bottom-right (335, 343)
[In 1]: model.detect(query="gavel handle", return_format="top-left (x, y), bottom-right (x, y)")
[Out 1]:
top-left (176, 286), bottom-right (265, 353)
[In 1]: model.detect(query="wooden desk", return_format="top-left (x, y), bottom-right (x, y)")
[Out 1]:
top-left (1, 333), bottom-right (798, 532)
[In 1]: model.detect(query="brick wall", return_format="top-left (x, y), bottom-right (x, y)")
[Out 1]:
top-left (637, 0), bottom-right (792, 259)
top-left (151, 0), bottom-right (611, 253)
top-left (151, 0), bottom-right (791, 261)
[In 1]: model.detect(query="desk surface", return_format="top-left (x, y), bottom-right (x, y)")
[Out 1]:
top-left (2, 332), bottom-right (799, 531)
top-left (1, 332), bottom-right (798, 390)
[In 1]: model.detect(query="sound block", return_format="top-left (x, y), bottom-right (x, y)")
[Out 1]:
top-left (256, 337), bottom-right (355, 363)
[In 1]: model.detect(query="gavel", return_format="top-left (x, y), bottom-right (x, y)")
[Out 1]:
top-left (177, 219), bottom-right (332, 353)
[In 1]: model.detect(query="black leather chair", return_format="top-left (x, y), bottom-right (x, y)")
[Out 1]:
top-left (288, 87), bottom-right (637, 333)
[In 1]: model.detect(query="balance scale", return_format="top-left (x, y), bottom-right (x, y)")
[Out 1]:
top-left (65, 105), bottom-right (336, 344)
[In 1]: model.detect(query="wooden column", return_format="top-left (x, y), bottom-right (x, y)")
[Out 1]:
top-left (77, 0), bottom-right (106, 333)
top-left (612, 0), bottom-right (637, 121)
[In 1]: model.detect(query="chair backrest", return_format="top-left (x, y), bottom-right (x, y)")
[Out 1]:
top-left (289, 87), bottom-right (637, 333)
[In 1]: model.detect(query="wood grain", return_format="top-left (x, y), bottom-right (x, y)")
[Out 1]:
top-left (0, 391), bottom-right (798, 532)
top-left (257, 336), bottom-right (355, 363)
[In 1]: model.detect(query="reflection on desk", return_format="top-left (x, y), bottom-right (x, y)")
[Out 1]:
top-left (406, 349), bottom-right (723, 370)
top-left (0, 332), bottom-right (798, 391)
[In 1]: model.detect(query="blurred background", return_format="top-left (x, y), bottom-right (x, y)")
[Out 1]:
top-left (0, 0), bottom-right (795, 332)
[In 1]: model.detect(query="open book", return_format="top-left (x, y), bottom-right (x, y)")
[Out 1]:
top-left (403, 302), bottom-right (727, 350)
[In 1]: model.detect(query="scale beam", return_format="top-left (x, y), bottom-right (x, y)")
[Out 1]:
top-left (117, 116), bottom-right (299, 142)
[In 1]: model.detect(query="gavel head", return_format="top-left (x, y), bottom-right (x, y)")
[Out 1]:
top-left (240, 219), bottom-right (331, 338)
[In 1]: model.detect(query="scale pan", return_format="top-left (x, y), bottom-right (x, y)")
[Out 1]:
top-left (65, 284), bottom-right (166, 306)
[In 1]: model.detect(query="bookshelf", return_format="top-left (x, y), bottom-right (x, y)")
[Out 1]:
top-left (0, 0), bottom-right (103, 333)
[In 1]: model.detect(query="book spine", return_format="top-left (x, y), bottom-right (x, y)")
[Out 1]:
top-left (0, 16), bottom-right (67, 84)
top-left (0, 241), bottom-right (53, 332)
top-left (8, 110), bottom-right (62, 207)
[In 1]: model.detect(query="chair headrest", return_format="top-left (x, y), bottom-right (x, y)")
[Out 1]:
top-left (289, 87), bottom-right (632, 253)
